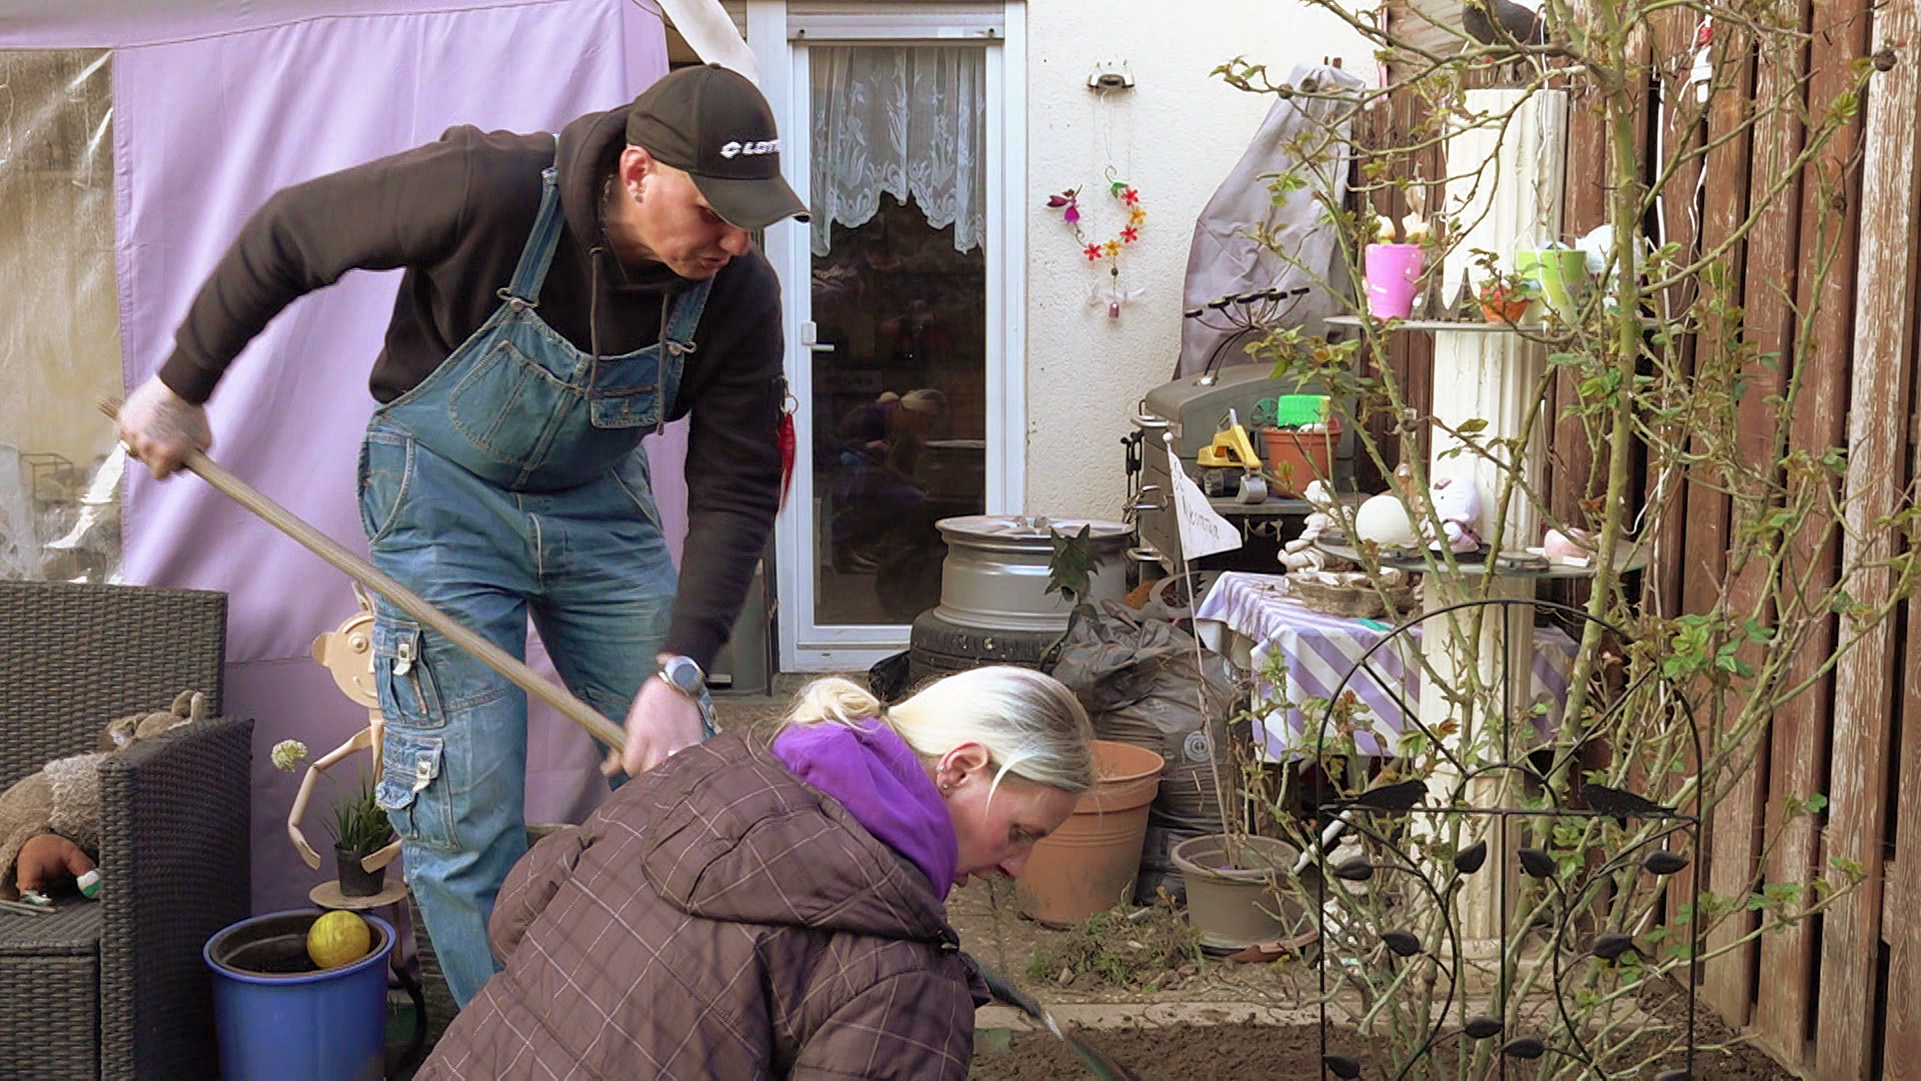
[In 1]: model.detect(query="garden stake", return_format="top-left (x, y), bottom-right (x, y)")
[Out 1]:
top-left (976, 962), bottom-right (1143, 1081)
top-left (99, 399), bottom-right (628, 756)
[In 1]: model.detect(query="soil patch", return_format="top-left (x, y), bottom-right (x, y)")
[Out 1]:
top-left (971, 1023), bottom-right (1342, 1081)
top-left (970, 1018), bottom-right (1795, 1081)
top-left (948, 878), bottom-right (1314, 1006)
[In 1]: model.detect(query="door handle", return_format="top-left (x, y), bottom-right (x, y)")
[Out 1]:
top-left (800, 319), bottom-right (835, 353)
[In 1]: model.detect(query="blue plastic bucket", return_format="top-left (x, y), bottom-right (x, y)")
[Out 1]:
top-left (203, 909), bottom-right (394, 1081)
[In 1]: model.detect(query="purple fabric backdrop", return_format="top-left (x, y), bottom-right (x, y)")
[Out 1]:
top-left (102, 0), bottom-right (677, 914)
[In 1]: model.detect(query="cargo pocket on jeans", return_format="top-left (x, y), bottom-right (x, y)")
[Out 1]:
top-left (376, 621), bottom-right (445, 728)
top-left (373, 620), bottom-right (457, 851)
top-left (375, 729), bottom-right (458, 852)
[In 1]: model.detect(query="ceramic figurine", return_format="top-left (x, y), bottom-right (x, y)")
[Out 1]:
top-left (1426, 476), bottom-right (1484, 553)
top-left (1278, 480), bottom-right (1339, 572)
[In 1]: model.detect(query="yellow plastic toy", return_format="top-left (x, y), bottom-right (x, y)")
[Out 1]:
top-left (1195, 409), bottom-right (1263, 470)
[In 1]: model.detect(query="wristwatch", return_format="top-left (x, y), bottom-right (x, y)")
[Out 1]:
top-left (657, 654), bottom-right (718, 739)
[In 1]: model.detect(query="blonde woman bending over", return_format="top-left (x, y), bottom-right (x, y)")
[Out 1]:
top-left (417, 665), bottom-right (1094, 1081)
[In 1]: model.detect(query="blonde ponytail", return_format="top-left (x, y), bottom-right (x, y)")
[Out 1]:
top-left (783, 676), bottom-right (883, 728)
top-left (780, 666), bottom-right (1094, 795)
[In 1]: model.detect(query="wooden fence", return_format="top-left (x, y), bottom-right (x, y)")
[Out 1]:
top-left (1375, 0), bottom-right (1920, 1075)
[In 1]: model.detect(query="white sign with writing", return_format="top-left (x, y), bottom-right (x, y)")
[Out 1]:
top-left (1166, 441), bottom-right (1242, 560)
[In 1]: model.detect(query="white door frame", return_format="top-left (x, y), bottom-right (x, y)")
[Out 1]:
top-left (751, 0), bottom-right (1027, 672)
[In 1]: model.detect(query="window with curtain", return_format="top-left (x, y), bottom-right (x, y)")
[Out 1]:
top-left (806, 43), bottom-right (989, 626)
top-left (809, 45), bottom-right (987, 257)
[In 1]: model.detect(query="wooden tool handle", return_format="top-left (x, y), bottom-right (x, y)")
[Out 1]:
top-left (100, 399), bottom-right (628, 752)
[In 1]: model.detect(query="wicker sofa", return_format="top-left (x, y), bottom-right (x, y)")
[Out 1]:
top-left (0, 580), bottom-right (253, 1081)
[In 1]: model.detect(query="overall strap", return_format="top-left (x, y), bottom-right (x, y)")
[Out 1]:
top-left (651, 276), bottom-right (715, 434)
top-left (501, 135), bottom-right (566, 306)
top-left (660, 276), bottom-right (714, 355)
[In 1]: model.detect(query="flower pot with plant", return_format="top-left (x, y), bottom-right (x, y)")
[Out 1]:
top-left (275, 736), bottom-right (402, 899)
top-left (1473, 276), bottom-right (1537, 325)
top-left (328, 774), bottom-right (395, 898)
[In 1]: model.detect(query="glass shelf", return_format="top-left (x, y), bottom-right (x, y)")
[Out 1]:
top-left (1325, 314), bottom-right (1658, 334)
top-left (1312, 535), bottom-right (1650, 581)
top-left (1325, 315), bottom-right (1520, 333)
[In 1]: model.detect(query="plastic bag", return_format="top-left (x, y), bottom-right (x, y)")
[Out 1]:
top-left (1048, 603), bottom-right (1238, 830)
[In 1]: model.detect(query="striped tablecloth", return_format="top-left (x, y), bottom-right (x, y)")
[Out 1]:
top-left (1194, 571), bottom-right (1577, 759)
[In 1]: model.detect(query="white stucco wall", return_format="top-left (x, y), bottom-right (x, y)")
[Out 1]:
top-left (1023, 0), bottom-right (1369, 519)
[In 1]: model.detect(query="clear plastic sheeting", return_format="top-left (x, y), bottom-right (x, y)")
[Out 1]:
top-left (0, 49), bottom-right (121, 583)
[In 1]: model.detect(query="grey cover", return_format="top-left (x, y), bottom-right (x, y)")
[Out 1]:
top-left (1178, 62), bottom-right (1368, 378)
top-left (1048, 603), bottom-right (1237, 829)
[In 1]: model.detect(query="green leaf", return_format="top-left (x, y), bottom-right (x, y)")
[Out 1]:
top-left (1046, 524), bottom-right (1098, 604)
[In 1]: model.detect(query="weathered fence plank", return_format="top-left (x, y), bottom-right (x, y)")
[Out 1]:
top-left (1695, 8), bottom-right (1767, 1027)
top-left (1811, 1), bottom-right (1919, 1074)
top-left (1752, 0), bottom-right (1869, 1066)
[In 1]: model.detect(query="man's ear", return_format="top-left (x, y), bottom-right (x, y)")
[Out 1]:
top-left (618, 145), bottom-right (654, 197)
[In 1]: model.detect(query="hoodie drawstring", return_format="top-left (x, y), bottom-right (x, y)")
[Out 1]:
top-left (587, 243), bottom-right (673, 435)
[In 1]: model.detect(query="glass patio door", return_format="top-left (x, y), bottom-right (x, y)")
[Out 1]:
top-left (760, 4), bottom-right (1024, 671)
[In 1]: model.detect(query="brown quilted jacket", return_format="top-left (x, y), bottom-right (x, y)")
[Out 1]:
top-left (414, 730), bottom-right (978, 1080)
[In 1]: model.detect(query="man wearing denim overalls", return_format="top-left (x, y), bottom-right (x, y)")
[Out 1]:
top-left (116, 64), bottom-right (803, 1006)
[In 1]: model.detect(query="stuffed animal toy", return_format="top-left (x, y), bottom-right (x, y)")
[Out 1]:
top-left (0, 690), bottom-right (205, 900)
top-left (1426, 476), bottom-right (1485, 554)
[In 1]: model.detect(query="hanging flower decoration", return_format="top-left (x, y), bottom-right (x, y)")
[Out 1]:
top-left (1048, 180), bottom-right (1145, 265)
top-left (1048, 178), bottom-right (1147, 318)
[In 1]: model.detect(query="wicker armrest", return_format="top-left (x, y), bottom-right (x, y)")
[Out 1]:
top-left (96, 715), bottom-right (253, 1081)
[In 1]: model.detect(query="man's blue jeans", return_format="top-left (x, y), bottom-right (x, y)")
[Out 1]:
top-left (361, 424), bottom-right (674, 1006)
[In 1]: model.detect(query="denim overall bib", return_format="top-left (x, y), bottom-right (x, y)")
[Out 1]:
top-left (356, 153), bottom-right (710, 1006)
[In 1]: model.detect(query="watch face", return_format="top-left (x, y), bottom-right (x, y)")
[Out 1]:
top-left (663, 656), bottom-right (703, 692)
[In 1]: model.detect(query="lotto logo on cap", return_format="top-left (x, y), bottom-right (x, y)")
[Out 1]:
top-left (627, 64), bottom-right (810, 230)
top-left (719, 139), bottom-right (780, 159)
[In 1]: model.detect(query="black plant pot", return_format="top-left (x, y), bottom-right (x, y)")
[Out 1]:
top-left (335, 844), bottom-right (388, 898)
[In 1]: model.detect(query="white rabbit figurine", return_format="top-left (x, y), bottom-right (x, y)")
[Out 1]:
top-left (1427, 476), bottom-right (1484, 554)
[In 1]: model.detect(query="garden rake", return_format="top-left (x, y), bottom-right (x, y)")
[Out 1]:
top-left (976, 962), bottom-right (1143, 1081)
top-left (97, 399), bottom-right (629, 759)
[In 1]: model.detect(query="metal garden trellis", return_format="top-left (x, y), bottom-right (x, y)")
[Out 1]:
top-left (1287, 597), bottom-right (1703, 1081)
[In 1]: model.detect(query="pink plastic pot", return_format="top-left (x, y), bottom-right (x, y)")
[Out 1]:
top-left (1364, 242), bottom-right (1425, 318)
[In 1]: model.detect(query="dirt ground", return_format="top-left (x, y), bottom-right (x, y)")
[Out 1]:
top-left (947, 878), bottom-right (1317, 1006)
top-left (969, 1017), bottom-right (1797, 1080)
top-left (948, 880), bottom-right (1796, 1081)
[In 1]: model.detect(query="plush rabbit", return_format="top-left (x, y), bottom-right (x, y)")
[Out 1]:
top-left (1427, 476), bottom-right (1484, 554)
top-left (0, 690), bottom-right (204, 899)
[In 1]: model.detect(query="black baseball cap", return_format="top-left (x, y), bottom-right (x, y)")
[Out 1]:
top-left (627, 64), bottom-right (809, 230)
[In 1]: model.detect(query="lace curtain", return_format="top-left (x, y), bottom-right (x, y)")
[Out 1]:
top-left (810, 45), bottom-right (986, 257)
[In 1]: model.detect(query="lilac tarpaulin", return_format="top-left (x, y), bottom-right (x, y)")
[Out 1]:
top-left (85, 0), bottom-right (676, 914)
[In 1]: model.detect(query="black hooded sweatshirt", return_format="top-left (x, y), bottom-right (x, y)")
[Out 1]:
top-left (157, 103), bottom-right (783, 669)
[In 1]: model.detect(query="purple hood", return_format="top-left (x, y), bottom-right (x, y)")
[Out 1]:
top-left (772, 718), bottom-right (959, 900)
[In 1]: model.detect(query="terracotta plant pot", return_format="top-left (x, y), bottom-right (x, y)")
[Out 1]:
top-left (1015, 741), bottom-right (1164, 928)
top-left (1260, 420), bottom-right (1342, 498)
top-left (1477, 291), bottom-right (1532, 324)
top-left (334, 844), bottom-right (387, 899)
top-left (1170, 834), bottom-right (1305, 951)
